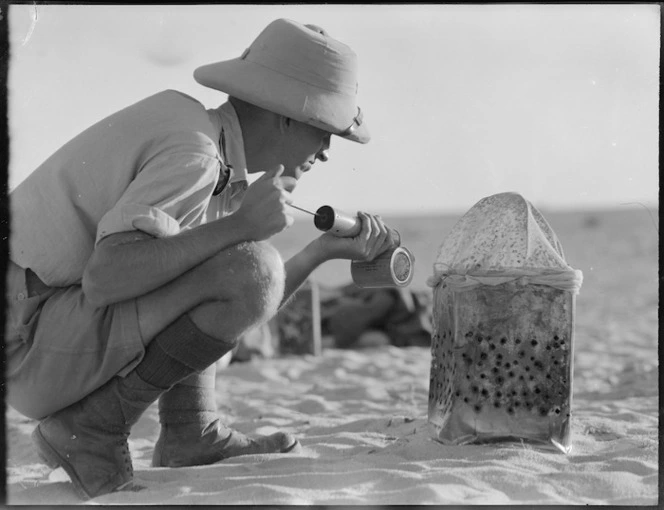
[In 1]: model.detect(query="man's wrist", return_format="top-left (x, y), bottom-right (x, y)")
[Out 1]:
top-left (304, 237), bottom-right (331, 267)
top-left (218, 212), bottom-right (254, 245)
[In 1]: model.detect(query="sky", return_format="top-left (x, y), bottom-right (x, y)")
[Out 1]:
top-left (7, 3), bottom-right (660, 216)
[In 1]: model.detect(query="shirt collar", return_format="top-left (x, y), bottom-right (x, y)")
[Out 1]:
top-left (208, 102), bottom-right (248, 184)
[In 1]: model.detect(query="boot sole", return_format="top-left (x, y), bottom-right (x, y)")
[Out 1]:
top-left (32, 425), bottom-right (93, 500)
top-left (152, 438), bottom-right (302, 467)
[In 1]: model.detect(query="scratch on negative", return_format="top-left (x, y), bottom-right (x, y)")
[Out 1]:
top-left (21, 3), bottom-right (38, 46)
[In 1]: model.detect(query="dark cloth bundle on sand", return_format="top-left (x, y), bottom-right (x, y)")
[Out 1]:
top-left (321, 284), bottom-right (433, 349)
top-left (232, 284), bottom-right (433, 361)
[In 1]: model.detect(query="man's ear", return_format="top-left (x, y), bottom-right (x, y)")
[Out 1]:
top-left (279, 115), bottom-right (292, 135)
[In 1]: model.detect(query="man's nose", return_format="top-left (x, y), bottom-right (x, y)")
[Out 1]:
top-left (316, 150), bottom-right (329, 162)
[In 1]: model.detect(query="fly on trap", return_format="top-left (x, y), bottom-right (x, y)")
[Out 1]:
top-left (426, 192), bottom-right (583, 453)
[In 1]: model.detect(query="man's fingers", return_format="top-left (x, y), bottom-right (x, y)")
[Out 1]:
top-left (361, 214), bottom-right (393, 259)
top-left (280, 176), bottom-right (298, 193)
top-left (369, 214), bottom-right (381, 238)
top-left (378, 217), bottom-right (393, 251)
top-left (369, 215), bottom-right (386, 258)
top-left (357, 211), bottom-right (372, 239)
top-left (281, 189), bottom-right (294, 206)
top-left (376, 215), bottom-right (388, 238)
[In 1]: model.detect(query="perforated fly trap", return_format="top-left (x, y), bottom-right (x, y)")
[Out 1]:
top-left (426, 192), bottom-right (583, 453)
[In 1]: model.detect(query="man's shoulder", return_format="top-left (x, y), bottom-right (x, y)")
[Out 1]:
top-left (126, 89), bottom-right (207, 118)
top-left (110, 90), bottom-right (218, 143)
top-left (151, 89), bottom-right (205, 107)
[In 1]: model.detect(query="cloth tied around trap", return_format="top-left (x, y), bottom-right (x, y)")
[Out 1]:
top-left (427, 192), bottom-right (583, 453)
top-left (428, 267), bottom-right (583, 294)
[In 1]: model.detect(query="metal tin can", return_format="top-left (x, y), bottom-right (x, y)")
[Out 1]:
top-left (350, 246), bottom-right (415, 288)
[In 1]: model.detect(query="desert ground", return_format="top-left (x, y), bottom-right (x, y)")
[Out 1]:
top-left (5, 206), bottom-right (659, 505)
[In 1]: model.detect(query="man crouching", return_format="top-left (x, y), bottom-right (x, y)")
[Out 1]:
top-left (5, 19), bottom-right (391, 499)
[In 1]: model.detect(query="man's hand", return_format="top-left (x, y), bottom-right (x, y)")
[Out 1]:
top-left (233, 165), bottom-right (297, 241)
top-left (279, 212), bottom-right (396, 311)
top-left (314, 212), bottom-right (395, 262)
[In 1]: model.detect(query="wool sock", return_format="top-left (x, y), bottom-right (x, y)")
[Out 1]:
top-left (136, 314), bottom-right (237, 390)
top-left (158, 365), bottom-right (219, 425)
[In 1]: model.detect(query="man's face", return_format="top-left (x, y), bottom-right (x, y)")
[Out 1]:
top-left (279, 119), bottom-right (332, 180)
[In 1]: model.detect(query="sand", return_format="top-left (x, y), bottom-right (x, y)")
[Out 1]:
top-left (4, 208), bottom-right (659, 505)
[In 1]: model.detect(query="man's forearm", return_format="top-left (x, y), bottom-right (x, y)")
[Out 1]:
top-left (281, 239), bottom-right (328, 308)
top-left (83, 214), bottom-right (252, 307)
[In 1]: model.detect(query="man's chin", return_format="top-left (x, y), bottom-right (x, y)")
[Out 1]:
top-left (291, 168), bottom-right (307, 181)
top-left (280, 175), bottom-right (298, 192)
top-left (280, 165), bottom-right (308, 188)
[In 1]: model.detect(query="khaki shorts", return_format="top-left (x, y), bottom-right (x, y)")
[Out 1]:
top-left (4, 261), bottom-right (146, 420)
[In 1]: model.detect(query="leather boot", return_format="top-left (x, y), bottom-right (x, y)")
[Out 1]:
top-left (152, 366), bottom-right (299, 467)
top-left (32, 313), bottom-right (247, 499)
top-left (32, 371), bottom-right (165, 500)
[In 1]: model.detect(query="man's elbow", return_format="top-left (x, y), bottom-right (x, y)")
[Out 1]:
top-left (82, 271), bottom-right (108, 308)
top-left (81, 263), bottom-right (116, 308)
top-left (83, 232), bottom-right (152, 307)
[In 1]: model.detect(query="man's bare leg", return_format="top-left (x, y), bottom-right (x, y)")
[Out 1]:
top-left (134, 241), bottom-right (297, 467)
top-left (136, 241), bottom-right (285, 344)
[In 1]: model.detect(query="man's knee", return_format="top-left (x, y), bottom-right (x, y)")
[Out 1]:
top-left (206, 241), bottom-right (285, 323)
top-left (136, 241), bottom-right (285, 344)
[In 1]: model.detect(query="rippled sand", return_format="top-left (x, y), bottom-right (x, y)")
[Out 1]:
top-left (6, 208), bottom-right (658, 505)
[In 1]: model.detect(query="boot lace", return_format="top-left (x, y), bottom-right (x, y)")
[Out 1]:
top-left (117, 432), bottom-right (133, 477)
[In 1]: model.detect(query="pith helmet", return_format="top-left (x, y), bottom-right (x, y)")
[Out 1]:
top-left (194, 18), bottom-right (370, 143)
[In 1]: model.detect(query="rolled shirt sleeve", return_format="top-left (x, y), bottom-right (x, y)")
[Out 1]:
top-left (96, 131), bottom-right (221, 244)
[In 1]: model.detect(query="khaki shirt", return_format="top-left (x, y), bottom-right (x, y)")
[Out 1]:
top-left (9, 90), bottom-right (248, 287)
